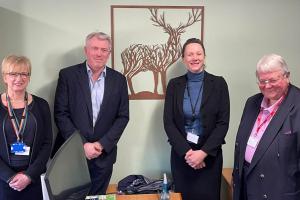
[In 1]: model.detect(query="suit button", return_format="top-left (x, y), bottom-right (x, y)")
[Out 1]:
top-left (235, 142), bottom-right (239, 146)
top-left (260, 174), bottom-right (265, 178)
top-left (263, 194), bottom-right (267, 199)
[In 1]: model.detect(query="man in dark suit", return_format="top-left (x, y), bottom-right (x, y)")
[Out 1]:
top-left (54, 32), bottom-right (129, 195)
top-left (233, 54), bottom-right (300, 200)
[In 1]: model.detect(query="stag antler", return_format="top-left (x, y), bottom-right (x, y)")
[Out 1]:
top-left (149, 8), bottom-right (173, 33)
top-left (177, 8), bottom-right (202, 33)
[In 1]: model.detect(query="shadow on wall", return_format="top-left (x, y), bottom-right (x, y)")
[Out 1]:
top-left (35, 46), bottom-right (85, 102)
top-left (146, 100), bottom-right (170, 176)
top-left (0, 6), bottom-right (23, 92)
top-left (35, 46), bottom-right (85, 142)
top-left (141, 60), bottom-right (187, 178)
top-left (0, 6), bottom-right (23, 59)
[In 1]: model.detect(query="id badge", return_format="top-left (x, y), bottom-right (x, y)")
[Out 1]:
top-left (247, 136), bottom-right (259, 148)
top-left (187, 131), bottom-right (199, 144)
top-left (11, 142), bottom-right (30, 156)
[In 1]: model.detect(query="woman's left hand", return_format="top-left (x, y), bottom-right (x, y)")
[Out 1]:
top-left (9, 173), bottom-right (31, 191)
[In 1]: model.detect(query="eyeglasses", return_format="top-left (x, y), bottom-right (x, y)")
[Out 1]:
top-left (257, 73), bottom-right (288, 86)
top-left (6, 72), bottom-right (30, 79)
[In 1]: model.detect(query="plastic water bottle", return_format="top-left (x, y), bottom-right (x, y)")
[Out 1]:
top-left (160, 173), bottom-right (170, 200)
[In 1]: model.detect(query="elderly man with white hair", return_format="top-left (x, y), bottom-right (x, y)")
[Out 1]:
top-left (233, 54), bottom-right (300, 200)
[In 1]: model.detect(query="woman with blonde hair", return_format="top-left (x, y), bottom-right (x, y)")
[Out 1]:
top-left (0, 55), bottom-right (52, 200)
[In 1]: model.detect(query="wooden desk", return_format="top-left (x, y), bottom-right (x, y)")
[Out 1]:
top-left (106, 184), bottom-right (118, 194)
top-left (117, 193), bottom-right (181, 200)
top-left (107, 184), bottom-right (182, 200)
top-left (108, 169), bottom-right (232, 200)
top-left (222, 168), bottom-right (233, 200)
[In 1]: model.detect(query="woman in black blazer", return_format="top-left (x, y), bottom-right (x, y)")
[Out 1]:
top-left (163, 38), bottom-right (230, 200)
top-left (0, 55), bottom-right (52, 200)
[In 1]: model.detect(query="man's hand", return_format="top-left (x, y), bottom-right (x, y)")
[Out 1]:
top-left (84, 142), bottom-right (103, 160)
top-left (185, 149), bottom-right (208, 170)
top-left (9, 173), bottom-right (31, 191)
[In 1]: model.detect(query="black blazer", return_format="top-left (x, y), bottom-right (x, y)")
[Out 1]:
top-left (0, 95), bottom-right (53, 182)
top-left (54, 62), bottom-right (129, 167)
top-left (163, 71), bottom-right (230, 157)
top-left (233, 84), bottom-right (300, 200)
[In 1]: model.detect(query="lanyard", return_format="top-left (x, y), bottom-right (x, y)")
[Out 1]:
top-left (186, 82), bottom-right (204, 121)
top-left (6, 92), bottom-right (29, 142)
top-left (255, 96), bottom-right (284, 136)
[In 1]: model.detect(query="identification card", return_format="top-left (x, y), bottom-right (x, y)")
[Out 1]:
top-left (11, 142), bottom-right (25, 153)
top-left (15, 145), bottom-right (30, 156)
top-left (11, 142), bottom-right (30, 156)
top-left (187, 131), bottom-right (199, 144)
top-left (247, 135), bottom-right (259, 148)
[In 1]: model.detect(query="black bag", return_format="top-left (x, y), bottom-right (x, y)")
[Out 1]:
top-left (117, 175), bottom-right (167, 194)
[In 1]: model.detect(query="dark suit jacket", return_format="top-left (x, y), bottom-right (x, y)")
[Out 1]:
top-left (233, 84), bottom-right (300, 200)
top-left (164, 71), bottom-right (230, 157)
top-left (0, 95), bottom-right (53, 182)
top-left (54, 61), bottom-right (129, 167)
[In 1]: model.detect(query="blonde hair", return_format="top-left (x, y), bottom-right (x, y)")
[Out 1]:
top-left (1, 55), bottom-right (32, 75)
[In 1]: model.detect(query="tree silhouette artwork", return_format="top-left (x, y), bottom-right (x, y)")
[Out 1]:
top-left (120, 8), bottom-right (203, 100)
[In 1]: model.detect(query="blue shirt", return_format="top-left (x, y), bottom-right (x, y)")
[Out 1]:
top-left (183, 71), bottom-right (204, 136)
top-left (86, 64), bottom-right (106, 127)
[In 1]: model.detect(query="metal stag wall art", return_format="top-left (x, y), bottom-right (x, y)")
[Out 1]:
top-left (111, 6), bottom-right (204, 100)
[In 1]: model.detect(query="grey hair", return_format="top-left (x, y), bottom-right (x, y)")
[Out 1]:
top-left (85, 32), bottom-right (111, 47)
top-left (256, 54), bottom-right (289, 76)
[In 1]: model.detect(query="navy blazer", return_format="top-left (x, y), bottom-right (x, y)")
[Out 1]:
top-left (233, 84), bottom-right (300, 200)
top-left (164, 71), bottom-right (230, 157)
top-left (54, 62), bottom-right (129, 167)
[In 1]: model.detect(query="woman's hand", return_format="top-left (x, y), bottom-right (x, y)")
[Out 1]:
top-left (185, 149), bottom-right (208, 169)
top-left (9, 173), bottom-right (31, 191)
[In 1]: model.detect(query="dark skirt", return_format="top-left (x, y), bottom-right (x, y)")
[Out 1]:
top-left (171, 149), bottom-right (223, 200)
top-left (0, 179), bottom-right (43, 200)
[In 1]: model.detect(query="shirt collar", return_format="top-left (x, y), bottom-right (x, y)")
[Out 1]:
top-left (86, 62), bottom-right (106, 80)
top-left (260, 95), bottom-right (284, 112)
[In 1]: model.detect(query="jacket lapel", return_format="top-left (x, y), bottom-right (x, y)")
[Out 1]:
top-left (76, 62), bottom-right (93, 123)
top-left (201, 71), bottom-right (214, 107)
top-left (175, 76), bottom-right (186, 118)
top-left (238, 96), bottom-right (262, 176)
top-left (247, 86), bottom-right (295, 175)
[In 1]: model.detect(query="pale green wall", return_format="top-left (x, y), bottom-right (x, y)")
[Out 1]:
top-left (1, 0), bottom-right (300, 185)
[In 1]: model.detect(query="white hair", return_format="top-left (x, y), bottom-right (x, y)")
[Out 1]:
top-left (256, 54), bottom-right (289, 76)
